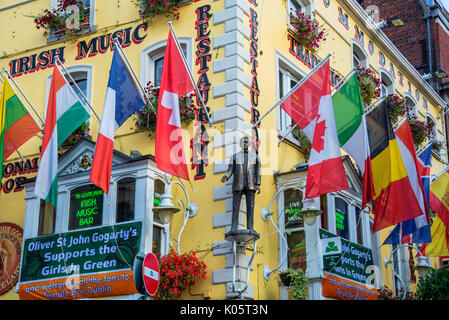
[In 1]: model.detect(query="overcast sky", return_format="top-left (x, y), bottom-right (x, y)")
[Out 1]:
top-left (440, 0), bottom-right (449, 10)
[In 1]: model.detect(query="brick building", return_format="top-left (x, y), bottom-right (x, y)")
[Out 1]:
top-left (357, 0), bottom-right (449, 149)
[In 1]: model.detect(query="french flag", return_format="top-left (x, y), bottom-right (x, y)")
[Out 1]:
top-left (90, 47), bottom-right (145, 194)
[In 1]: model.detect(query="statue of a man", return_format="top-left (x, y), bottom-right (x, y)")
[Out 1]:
top-left (221, 137), bottom-right (261, 233)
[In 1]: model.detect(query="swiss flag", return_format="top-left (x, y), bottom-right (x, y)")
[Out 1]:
top-left (155, 29), bottom-right (194, 181)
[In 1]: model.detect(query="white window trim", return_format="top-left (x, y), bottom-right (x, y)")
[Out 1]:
top-left (404, 92), bottom-right (418, 117)
top-left (50, 0), bottom-right (95, 27)
top-left (287, 0), bottom-right (314, 31)
top-left (351, 39), bottom-right (369, 68)
top-left (380, 68), bottom-right (395, 97)
top-left (275, 51), bottom-right (306, 138)
top-left (140, 37), bottom-right (193, 89)
top-left (45, 65), bottom-right (93, 131)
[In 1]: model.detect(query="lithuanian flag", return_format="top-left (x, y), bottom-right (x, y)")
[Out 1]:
top-left (0, 77), bottom-right (41, 181)
top-left (366, 100), bottom-right (423, 232)
top-left (422, 170), bottom-right (449, 256)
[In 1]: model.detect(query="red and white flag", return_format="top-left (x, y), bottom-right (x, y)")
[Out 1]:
top-left (155, 29), bottom-right (194, 181)
top-left (280, 58), bottom-right (348, 198)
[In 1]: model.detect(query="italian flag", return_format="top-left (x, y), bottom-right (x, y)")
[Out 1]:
top-left (35, 65), bottom-right (90, 206)
top-left (0, 77), bottom-right (41, 181)
top-left (280, 58), bottom-right (348, 198)
top-left (332, 73), bottom-right (374, 209)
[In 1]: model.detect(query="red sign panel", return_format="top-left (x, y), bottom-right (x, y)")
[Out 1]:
top-left (143, 253), bottom-right (159, 296)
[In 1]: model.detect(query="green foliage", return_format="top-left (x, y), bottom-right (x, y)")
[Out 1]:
top-left (286, 268), bottom-right (309, 300)
top-left (416, 267), bottom-right (449, 300)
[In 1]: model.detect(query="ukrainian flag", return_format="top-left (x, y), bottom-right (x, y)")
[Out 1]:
top-left (366, 100), bottom-right (423, 232)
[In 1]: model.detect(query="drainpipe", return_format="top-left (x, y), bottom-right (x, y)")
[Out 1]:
top-left (424, 13), bottom-right (433, 76)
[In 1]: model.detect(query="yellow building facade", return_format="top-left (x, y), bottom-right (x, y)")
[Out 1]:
top-left (0, 0), bottom-right (447, 300)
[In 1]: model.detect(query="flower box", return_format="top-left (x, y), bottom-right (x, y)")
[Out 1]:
top-left (290, 126), bottom-right (311, 161)
top-left (133, 0), bottom-right (182, 23)
top-left (29, 0), bottom-right (91, 41)
top-left (288, 11), bottom-right (326, 51)
top-left (134, 81), bottom-right (195, 134)
top-left (356, 66), bottom-right (381, 105)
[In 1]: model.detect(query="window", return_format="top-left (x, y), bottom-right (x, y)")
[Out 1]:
top-left (278, 60), bottom-right (304, 133)
top-left (141, 39), bottom-right (192, 89)
top-left (282, 188), bottom-right (306, 270)
top-left (380, 70), bottom-right (394, 97)
top-left (152, 179), bottom-right (166, 254)
top-left (352, 41), bottom-right (368, 68)
top-left (50, 0), bottom-right (95, 28)
top-left (288, 0), bottom-right (313, 25)
top-left (426, 114), bottom-right (437, 142)
top-left (68, 184), bottom-right (104, 230)
top-left (46, 66), bottom-right (92, 146)
top-left (38, 200), bottom-right (56, 235)
top-left (334, 197), bottom-right (349, 240)
top-left (355, 206), bottom-right (363, 245)
top-left (116, 177), bottom-right (136, 223)
top-left (404, 94), bottom-right (418, 116)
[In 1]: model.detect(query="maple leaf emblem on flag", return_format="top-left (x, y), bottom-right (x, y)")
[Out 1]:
top-left (312, 114), bottom-right (326, 153)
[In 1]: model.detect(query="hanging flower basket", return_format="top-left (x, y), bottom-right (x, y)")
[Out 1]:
top-left (407, 115), bottom-right (432, 147)
top-left (134, 81), bottom-right (195, 134)
top-left (291, 125), bottom-right (311, 161)
top-left (356, 66), bottom-right (381, 105)
top-left (385, 94), bottom-right (408, 123)
top-left (154, 248), bottom-right (207, 300)
top-left (432, 139), bottom-right (443, 152)
top-left (289, 11), bottom-right (326, 51)
top-left (133, 0), bottom-right (181, 23)
top-left (28, 0), bottom-right (90, 38)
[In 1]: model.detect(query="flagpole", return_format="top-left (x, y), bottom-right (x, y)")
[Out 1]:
top-left (0, 68), bottom-right (45, 127)
top-left (54, 57), bottom-right (101, 122)
top-left (331, 67), bottom-right (356, 94)
top-left (278, 124), bottom-right (298, 146)
top-left (393, 115), bottom-right (407, 131)
top-left (364, 96), bottom-right (385, 115)
top-left (252, 54), bottom-right (332, 129)
top-left (111, 39), bottom-right (156, 116)
top-left (168, 21), bottom-right (213, 127)
top-left (417, 140), bottom-right (433, 156)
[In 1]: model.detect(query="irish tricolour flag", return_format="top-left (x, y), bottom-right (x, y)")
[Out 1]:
top-left (35, 65), bottom-right (90, 207)
top-left (332, 73), bottom-right (374, 209)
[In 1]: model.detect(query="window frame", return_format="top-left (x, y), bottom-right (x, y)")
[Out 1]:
top-left (380, 68), bottom-right (394, 98)
top-left (140, 37), bottom-right (193, 89)
top-left (275, 52), bottom-right (306, 138)
top-left (50, 0), bottom-right (95, 28)
top-left (351, 40), bottom-right (369, 68)
top-left (45, 65), bottom-right (93, 137)
top-left (287, 0), bottom-right (314, 31)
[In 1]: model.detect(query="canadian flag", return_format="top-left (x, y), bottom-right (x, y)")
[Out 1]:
top-left (155, 29), bottom-right (194, 181)
top-left (280, 59), bottom-right (348, 198)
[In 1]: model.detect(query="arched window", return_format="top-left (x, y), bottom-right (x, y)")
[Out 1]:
top-left (116, 177), bottom-right (136, 223)
top-left (426, 114), bottom-right (437, 142)
top-left (141, 39), bottom-right (192, 88)
top-left (380, 69), bottom-right (394, 97)
top-left (404, 94), bottom-right (418, 116)
top-left (352, 41), bottom-right (368, 68)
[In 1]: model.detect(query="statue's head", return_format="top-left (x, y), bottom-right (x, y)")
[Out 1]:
top-left (240, 136), bottom-right (250, 151)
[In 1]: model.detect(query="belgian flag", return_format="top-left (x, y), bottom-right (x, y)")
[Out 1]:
top-left (366, 100), bottom-right (423, 232)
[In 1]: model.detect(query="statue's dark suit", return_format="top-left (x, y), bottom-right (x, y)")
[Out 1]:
top-left (223, 149), bottom-right (261, 231)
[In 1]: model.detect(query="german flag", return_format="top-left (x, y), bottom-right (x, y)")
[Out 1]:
top-left (366, 100), bottom-right (423, 232)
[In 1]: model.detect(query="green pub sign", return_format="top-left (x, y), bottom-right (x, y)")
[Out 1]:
top-left (69, 184), bottom-right (104, 230)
